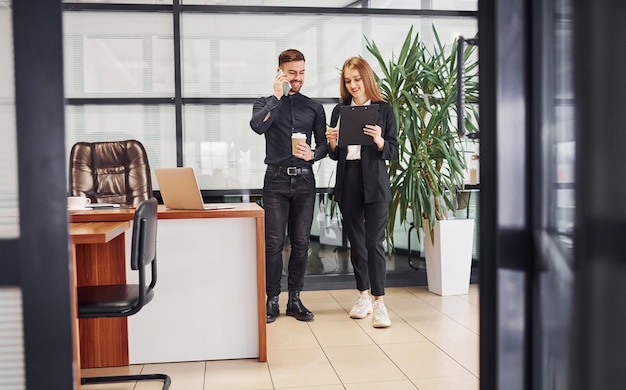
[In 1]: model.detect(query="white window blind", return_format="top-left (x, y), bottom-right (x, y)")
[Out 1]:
top-left (62, 6), bottom-right (477, 193)
top-left (0, 289), bottom-right (25, 390)
top-left (0, 4), bottom-right (25, 388)
top-left (0, 3), bottom-right (19, 238)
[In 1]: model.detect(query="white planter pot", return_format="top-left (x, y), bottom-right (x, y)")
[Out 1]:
top-left (423, 218), bottom-right (475, 296)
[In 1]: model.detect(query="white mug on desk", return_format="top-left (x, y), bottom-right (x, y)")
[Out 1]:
top-left (68, 196), bottom-right (91, 210)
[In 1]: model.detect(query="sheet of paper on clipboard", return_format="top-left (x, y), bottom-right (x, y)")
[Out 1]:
top-left (338, 104), bottom-right (379, 146)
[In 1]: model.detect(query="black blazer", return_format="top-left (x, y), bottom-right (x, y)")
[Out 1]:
top-left (328, 101), bottom-right (398, 204)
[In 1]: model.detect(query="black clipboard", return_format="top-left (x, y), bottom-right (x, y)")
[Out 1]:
top-left (338, 104), bottom-right (379, 146)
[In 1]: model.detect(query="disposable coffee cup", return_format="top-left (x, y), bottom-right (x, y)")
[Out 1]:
top-left (469, 168), bottom-right (478, 185)
top-left (68, 196), bottom-right (91, 210)
top-left (291, 133), bottom-right (306, 155)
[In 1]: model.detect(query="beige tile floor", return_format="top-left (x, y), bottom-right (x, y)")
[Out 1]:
top-left (81, 285), bottom-right (479, 390)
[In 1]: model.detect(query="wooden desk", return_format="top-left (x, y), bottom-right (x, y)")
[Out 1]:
top-left (69, 221), bottom-right (131, 368)
top-left (68, 204), bottom-right (266, 367)
top-left (69, 221), bottom-right (130, 244)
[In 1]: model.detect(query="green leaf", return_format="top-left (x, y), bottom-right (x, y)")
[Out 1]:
top-left (367, 25), bottom-right (479, 249)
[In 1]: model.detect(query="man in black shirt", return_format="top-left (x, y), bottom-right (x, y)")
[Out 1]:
top-left (250, 49), bottom-right (327, 323)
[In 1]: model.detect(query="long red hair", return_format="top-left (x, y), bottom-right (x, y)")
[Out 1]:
top-left (339, 57), bottom-right (385, 104)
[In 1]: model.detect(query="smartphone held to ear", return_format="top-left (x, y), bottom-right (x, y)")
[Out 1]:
top-left (277, 69), bottom-right (290, 96)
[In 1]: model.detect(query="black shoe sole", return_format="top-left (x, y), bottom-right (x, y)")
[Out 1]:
top-left (286, 310), bottom-right (314, 321)
top-left (266, 311), bottom-right (279, 323)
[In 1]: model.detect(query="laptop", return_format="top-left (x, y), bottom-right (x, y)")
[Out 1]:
top-left (154, 167), bottom-right (236, 210)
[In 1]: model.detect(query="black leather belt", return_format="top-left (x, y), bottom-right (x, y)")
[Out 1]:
top-left (268, 165), bottom-right (313, 176)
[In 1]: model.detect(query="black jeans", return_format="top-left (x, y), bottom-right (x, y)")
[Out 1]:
top-left (263, 166), bottom-right (316, 297)
top-left (339, 160), bottom-right (388, 297)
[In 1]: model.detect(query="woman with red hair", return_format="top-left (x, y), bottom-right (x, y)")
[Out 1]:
top-left (326, 57), bottom-right (398, 328)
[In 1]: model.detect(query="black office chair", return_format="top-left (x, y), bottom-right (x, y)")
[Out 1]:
top-left (77, 198), bottom-right (171, 389)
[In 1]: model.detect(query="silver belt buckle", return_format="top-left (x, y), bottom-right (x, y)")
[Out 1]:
top-left (286, 167), bottom-right (297, 176)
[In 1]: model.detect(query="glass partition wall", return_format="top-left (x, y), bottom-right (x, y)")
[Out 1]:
top-left (62, 1), bottom-right (478, 274)
top-left (0, 2), bottom-right (26, 388)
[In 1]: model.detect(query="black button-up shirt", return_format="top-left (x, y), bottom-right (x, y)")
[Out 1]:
top-left (250, 93), bottom-right (327, 167)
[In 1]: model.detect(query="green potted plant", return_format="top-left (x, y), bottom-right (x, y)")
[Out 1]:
top-left (366, 25), bottom-right (479, 295)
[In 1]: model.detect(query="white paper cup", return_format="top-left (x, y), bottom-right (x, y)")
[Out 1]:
top-left (291, 133), bottom-right (306, 155)
top-left (68, 196), bottom-right (91, 209)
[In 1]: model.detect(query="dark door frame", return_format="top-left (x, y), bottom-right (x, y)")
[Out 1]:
top-left (479, 0), bottom-right (533, 388)
top-left (11, 1), bottom-right (75, 388)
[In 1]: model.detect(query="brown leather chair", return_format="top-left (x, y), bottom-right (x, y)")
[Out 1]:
top-left (69, 140), bottom-right (153, 206)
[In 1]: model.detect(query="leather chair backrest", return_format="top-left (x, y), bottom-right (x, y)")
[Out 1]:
top-left (69, 140), bottom-right (153, 206)
top-left (131, 198), bottom-right (158, 271)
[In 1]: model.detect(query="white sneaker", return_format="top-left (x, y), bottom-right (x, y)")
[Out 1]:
top-left (349, 294), bottom-right (373, 319)
top-left (372, 300), bottom-right (391, 328)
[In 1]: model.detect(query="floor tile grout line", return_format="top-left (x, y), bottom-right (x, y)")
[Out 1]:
top-left (331, 289), bottom-right (425, 388)
top-left (364, 287), bottom-right (479, 379)
top-left (307, 291), bottom-right (359, 390)
top-left (399, 287), bottom-right (480, 336)
top-left (365, 304), bottom-right (442, 385)
top-left (82, 287), bottom-right (478, 389)
top-left (265, 356), bottom-right (279, 390)
top-left (202, 361), bottom-right (207, 390)
top-left (386, 290), bottom-right (480, 379)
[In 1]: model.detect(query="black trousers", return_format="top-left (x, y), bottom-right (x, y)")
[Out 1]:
top-left (263, 166), bottom-right (316, 297)
top-left (338, 160), bottom-right (388, 296)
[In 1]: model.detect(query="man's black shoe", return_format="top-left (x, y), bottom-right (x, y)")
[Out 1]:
top-left (266, 295), bottom-right (279, 323)
top-left (286, 290), bottom-right (314, 321)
